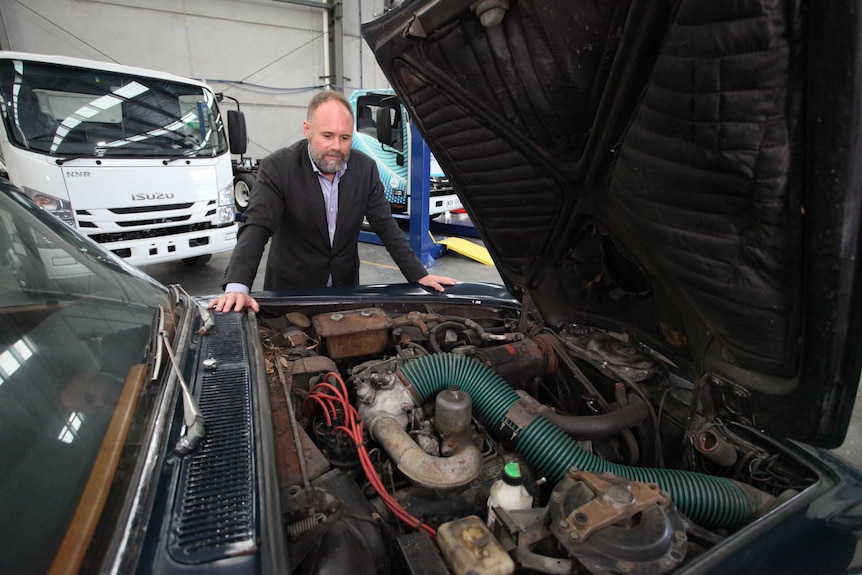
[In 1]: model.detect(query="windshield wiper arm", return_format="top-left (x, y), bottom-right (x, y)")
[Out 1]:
top-left (54, 155), bottom-right (93, 165)
top-left (170, 284), bottom-right (215, 334)
top-left (159, 330), bottom-right (206, 455)
top-left (162, 155), bottom-right (193, 165)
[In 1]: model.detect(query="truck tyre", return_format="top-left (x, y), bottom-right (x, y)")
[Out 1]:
top-left (234, 173), bottom-right (256, 212)
top-left (182, 254), bottom-right (212, 266)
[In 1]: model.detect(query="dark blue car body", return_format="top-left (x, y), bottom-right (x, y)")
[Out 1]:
top-left (2, 0), bottom-right (862, 573)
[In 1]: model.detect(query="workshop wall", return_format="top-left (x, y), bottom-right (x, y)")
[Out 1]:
top-left (0, 0), bottom-right (393, 161)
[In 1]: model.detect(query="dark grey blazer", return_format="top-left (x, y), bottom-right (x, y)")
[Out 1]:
top-left (222, 140), bottom-right (428, 291)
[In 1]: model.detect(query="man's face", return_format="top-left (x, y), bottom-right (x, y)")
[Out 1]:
top-left (304, 99), bottom-right (354, 174)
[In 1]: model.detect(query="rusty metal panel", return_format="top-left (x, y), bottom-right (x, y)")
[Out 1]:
top-left (312, 308), bottom-right (392, 359)
top-left (265, 359), bottom-right (330, 488)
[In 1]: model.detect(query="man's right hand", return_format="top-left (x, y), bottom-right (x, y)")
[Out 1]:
top-left (208, 292), bottom-right (260, 313)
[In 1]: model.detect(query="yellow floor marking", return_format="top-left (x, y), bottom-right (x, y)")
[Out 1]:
top-left (435, 236), bottom-right (494, 266)
top-left (360, 259), bottom-right (400, 270)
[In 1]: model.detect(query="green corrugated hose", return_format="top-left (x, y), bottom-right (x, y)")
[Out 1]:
top-left (399, 352), bottom-right (754, 531)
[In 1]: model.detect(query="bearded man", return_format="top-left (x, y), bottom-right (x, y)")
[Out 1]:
top-left (210, 90), bottom-right (455, 313)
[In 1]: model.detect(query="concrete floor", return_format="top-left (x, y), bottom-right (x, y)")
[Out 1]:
top-left (140, 235), bottom-right (862, 469)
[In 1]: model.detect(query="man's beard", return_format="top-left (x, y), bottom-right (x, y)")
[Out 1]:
top-left (311, 148), bottom-right (347, 174)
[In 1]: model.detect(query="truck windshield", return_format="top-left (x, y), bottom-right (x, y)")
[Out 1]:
top-left (0, 184), bottom-right (170, 573)
top-left (0, 58), bottom-right (227, 158)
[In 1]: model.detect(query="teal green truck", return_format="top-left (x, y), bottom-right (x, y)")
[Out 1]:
top-left (348, 89), bottom-right (463, 217)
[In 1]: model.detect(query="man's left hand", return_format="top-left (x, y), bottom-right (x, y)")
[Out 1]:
top-left (418, 274), bottom-right (457, 292)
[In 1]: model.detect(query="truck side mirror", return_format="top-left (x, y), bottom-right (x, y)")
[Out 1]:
top-left (227, 110), bottom-right (247, 155)
top-left (376, 106), bottom-right (394, 147)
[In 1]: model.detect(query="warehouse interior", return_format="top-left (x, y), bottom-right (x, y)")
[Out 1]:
top-left (0, 0), bottom-right (392, 160)
top-left (0, 0), bottom-right (858, 478)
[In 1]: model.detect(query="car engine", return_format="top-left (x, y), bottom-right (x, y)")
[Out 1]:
top-left (257, 301), bottom-right (816, 575)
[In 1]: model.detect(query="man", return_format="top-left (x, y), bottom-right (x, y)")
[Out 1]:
top-left (209, 90), bottom-right (456, 313)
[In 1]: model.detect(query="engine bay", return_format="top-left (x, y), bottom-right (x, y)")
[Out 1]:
top-left (257, 301), bottom-right (818, 575)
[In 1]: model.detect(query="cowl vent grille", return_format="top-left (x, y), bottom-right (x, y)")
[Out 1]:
top-left (169, 312), bottom-right (258, 563)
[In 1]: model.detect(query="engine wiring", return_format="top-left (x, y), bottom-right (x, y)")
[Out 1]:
top-left (304, 371), bottom-right (437, 539)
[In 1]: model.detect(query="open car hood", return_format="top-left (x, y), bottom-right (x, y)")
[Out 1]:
top-left (363, 0), bottom-right (862, 446)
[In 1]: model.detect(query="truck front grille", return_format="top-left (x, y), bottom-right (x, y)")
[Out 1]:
top-left (106, 203), bottom-right (195, 214)
top-left (430, 176), bottom-right (455, 197)
top-left (87, 222), bottom-right (217, 243)
top-left (74, 200), bottom-right (224, 243)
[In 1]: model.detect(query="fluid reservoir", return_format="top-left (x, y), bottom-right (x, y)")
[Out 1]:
top-left (436, 516), bottom-right (514, 575)
top-left (487, 461), bottom-right (533, 529)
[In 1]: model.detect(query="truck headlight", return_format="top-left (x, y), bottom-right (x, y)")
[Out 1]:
top-left (216, 182), bottom-right (235, 225)
top-left (218, 182), bottom-right (234, 207)
top-left (25, 189), bottom-right (76, 226)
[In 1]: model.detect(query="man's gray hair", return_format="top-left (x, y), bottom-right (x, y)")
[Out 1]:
top-left (307, 90), bottom-right (354, 123)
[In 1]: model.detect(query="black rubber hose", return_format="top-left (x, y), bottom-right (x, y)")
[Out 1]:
top-left (542, 396), bottom-right (650, 439)
top-left (428, 321), bottom-right (468, 353)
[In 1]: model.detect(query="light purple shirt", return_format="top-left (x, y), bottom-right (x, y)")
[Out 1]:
top-left (311, 151), bottom-right (347, 286)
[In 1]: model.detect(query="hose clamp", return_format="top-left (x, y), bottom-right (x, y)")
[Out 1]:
top-left (497, 390), bottom-right (544, 444)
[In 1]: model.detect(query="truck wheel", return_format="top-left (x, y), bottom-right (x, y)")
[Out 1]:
top-left (182, 254), bottom-right (212, 266)
top-left (234, 173), bottom-right (256, 212)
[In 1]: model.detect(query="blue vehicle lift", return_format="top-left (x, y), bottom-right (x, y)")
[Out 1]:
top-left (359, 123), bottom-right (446, 268)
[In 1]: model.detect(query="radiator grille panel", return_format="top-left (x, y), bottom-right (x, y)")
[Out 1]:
top-left (169, 312), bottom-right (258, 563)
top-left (87, 221), bottom-right (216, 243)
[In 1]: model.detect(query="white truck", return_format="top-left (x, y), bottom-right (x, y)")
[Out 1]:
top-left (0, 51), bottom-right (245, 266)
